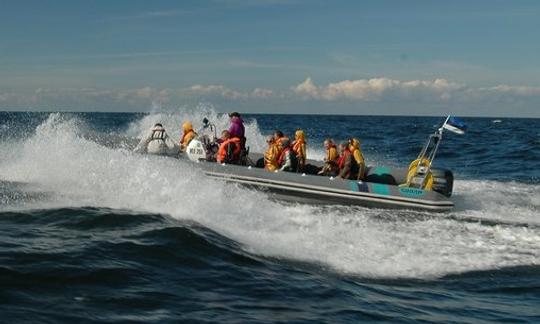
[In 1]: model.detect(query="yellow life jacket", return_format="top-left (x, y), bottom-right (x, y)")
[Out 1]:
top-left (264, 144), bottom-right (280, 171)
top-left (326, 145), bottom-right (338, 163)
top-left (404, 158), bottom-right (434, 190)
top-left (180, 129), bottom-right (197, 150)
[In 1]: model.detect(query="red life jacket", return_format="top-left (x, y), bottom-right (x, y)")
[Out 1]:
top-left (217, 137), bottom-right (241, 163)
top-left (338, 148), bottom-right (351, 169)
top-left (277, 146), bottom-right (292, 166)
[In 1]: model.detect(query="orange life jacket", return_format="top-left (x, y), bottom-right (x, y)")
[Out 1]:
top-left (217, 137), bottom-right (241, 163)
top-left (292, 139), bottom-right (306, 159)
top-left (181, 129), bottom-right (196, 147)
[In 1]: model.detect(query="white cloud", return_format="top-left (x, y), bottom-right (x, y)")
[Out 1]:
top-left (251, 88), bottom-right (274, 98)
top-left (477, 85), bottom-right (540, 96)
top-left (293, 77), bottom-right (319, 98)
top-left (182, 84), bottom-right (246, 99)
top-left (293, 77), bottom-right (465, 101)
top-left (1, 78), bottom-right (540, 116)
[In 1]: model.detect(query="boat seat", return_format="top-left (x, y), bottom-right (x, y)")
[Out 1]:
top-left (364, 166), bottom-right (400, 185)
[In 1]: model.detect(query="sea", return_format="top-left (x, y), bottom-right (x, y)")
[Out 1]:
top-left (0, 108), bottom-right (539, 323)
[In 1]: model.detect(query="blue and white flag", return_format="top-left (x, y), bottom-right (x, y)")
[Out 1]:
top-left (443, 116), bottom-right (467, 135)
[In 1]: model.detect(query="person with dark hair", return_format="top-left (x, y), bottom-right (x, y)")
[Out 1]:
top-left (277, 138), bottom-right (298, 172)
top-left (273, 129), bottom-right (287, 156)
top-left (134, 123), bottom-right (178, 155)
top-left (273, 130), bottom-right (284, 142)
top-left (228, 112), bottom-right (245, 139)
top-left (228, 112), bottom-right (247, 163)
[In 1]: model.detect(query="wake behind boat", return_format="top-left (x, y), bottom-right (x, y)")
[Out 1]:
top-left (138, 116), bottom-right (463, 212)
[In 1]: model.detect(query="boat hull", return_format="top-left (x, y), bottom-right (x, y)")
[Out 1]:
top-left (196, 160), bottom-right (454, 212)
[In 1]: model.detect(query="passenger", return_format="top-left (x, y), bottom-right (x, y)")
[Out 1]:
top-left (216, 130), bottom-right (241, 164)
top-left (337, 142), bottom-right (355, 179)
top-left (273, 130), bottom-right (287, 156)
top-left (292, 129), bottom-right (307, 172)
top-left (264, 136), bottom-right (280, 171)
top-left (318, 139), bottom-right (339, 176)
top-left (134, 123), bottom-right (178, 155)
top-left (228, 112), bottom-right (245, 140)
top-left (277, 138), bottom-right (298, 172)
top-left (180, 121), bottom-right (197, 151)
top-left (349, 138), bottom-right (366, 180)
top-left (228, 112), bottom-right (247, 164)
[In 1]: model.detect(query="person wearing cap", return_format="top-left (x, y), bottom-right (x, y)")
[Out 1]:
top-left (180, 121), bottom-right (197, 151)
top-left (134, 123), bottom-right (179, 155)
top-left (277, 138), bottom-right (298, 172)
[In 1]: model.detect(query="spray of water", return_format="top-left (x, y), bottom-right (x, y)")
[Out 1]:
top-left (125, 104), bottom-right (269, 154)
top-left (0, 112), bottom-right (539, 279)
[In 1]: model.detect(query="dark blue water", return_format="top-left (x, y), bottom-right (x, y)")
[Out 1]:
top-left (1, 111), bottom-right (539, 322)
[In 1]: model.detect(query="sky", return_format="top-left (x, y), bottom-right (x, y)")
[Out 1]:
top-left (1, 0), bottom-right (539, 117)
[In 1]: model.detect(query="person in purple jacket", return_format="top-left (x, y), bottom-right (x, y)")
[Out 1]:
top-left (228, 112), bottom-right (247, 162)
top-left (228, 112), bottom-right (245, 139)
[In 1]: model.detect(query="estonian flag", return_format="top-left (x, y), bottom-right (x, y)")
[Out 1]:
top-left (443, 116), bottom-right (467, 135)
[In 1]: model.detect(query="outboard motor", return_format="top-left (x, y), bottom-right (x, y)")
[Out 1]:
top-left (403, 117), bottom-right (458, 197)
top-left (431, 169), bottom-right (454, 198)
top-left (408, 165), bottom-right (430, 189)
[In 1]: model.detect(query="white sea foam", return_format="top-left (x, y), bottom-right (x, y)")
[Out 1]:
top-left (125, 104), bottom-right (269, 154)
top-left (0, 112), bottom-right (539, 279)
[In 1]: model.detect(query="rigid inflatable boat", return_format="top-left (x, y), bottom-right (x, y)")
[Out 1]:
top-left (175, 118), bottom-right (456, 212)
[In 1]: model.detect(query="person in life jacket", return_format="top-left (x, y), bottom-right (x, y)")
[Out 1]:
top-left (337, 142), bottom-right (356, 179)
top-left (216, 130), bottom-right (241, 164)
top-left (264, 135), bottom-right (280, 171)
top-left (318, 138), bottom-right (339, 176)
top-left (228, 112), bottom-right (245, 140)
top-left (273, 129), bottom-right (288, 156)
top-left (292, 129), bottom-right (307, 172)
top-left (228, 112), bottom-right (247, 163)
top-left (277, 138), bottom-right (298, 172)
top-left (348, 137), bottom-right (366, 180)
top-left (180, 121), bottom-right (197, 151)
top-left (134, 123), bottom-right (179, 155)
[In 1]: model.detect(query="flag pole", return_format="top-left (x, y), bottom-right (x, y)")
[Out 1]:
top-left (439, 115), bottom-right (451, 134)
